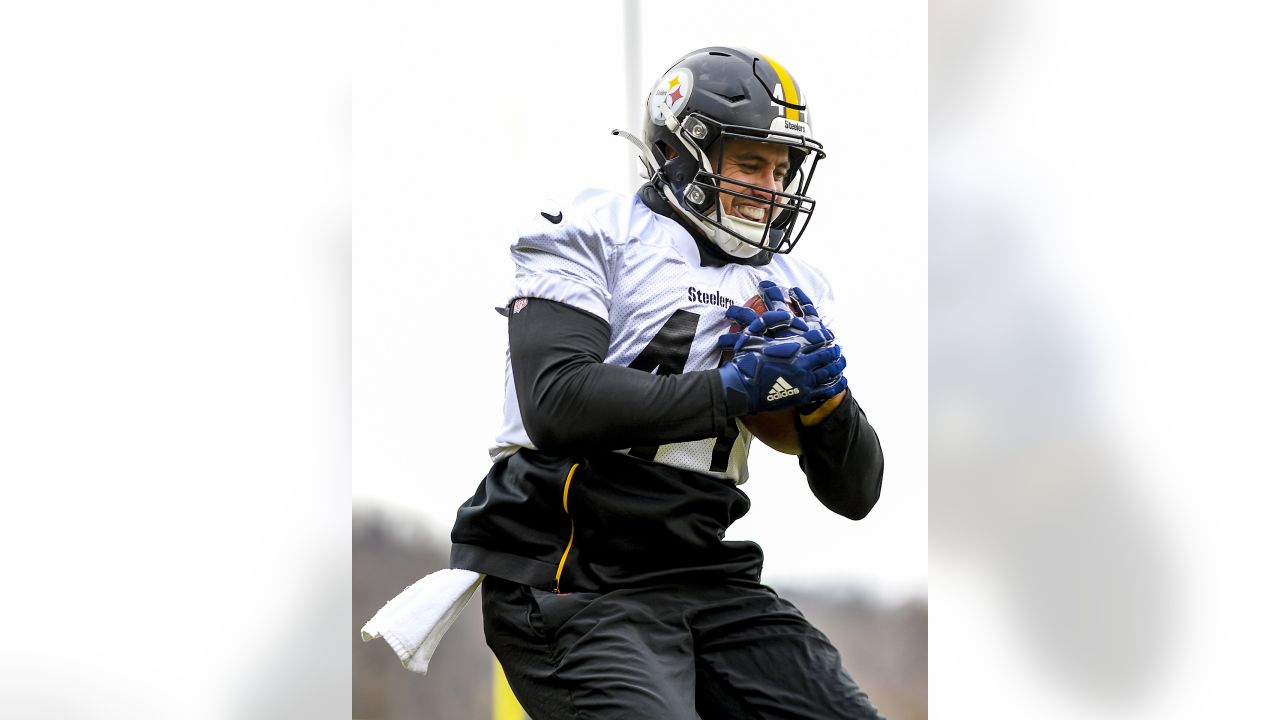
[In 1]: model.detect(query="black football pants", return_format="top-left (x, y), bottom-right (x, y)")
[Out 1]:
top-left (482, 576), bottom-right (886, 719)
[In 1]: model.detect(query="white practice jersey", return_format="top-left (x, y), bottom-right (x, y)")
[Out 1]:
top-left (491, 189), bottom-right (840, 486)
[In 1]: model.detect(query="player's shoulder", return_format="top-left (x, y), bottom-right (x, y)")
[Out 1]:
top-left (570, 188), bottom-right (669, 248)
top-left (514, 188), bottom-right (633, 240)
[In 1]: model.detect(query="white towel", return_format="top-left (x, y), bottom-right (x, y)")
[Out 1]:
top-left (361, 568), bottom-right (485, 675)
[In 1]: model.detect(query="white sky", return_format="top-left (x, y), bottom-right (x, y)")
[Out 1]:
top-left (354, 0), bottom-right (926, 599)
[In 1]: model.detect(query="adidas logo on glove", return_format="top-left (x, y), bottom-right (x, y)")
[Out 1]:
top-left (766, 378), bottom-right (800, 403)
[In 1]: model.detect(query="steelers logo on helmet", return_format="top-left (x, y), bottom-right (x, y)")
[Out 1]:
top-left (649, 69), bottom-right (694, 125)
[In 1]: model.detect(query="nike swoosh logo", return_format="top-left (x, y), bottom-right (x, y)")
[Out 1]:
top-left (540, 211), bottom-right (563, 224)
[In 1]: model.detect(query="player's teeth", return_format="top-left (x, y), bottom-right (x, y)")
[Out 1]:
top-left (739, 205), bottom-right (766, 221)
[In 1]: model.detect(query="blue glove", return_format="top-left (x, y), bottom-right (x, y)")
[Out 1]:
top-left (787, 284), bottom-right (849, 412)
top-left (720, 280), bottom-right (835, 346)
top-left (718, 340), bottom-right (847, 413)
top-left (753, 280), bottom-right (812, 338)
top-left (717, 281), bottom-right (848, 413)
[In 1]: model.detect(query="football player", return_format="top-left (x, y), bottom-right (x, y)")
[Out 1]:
top-left (450, 46), bottom-right (886, 719)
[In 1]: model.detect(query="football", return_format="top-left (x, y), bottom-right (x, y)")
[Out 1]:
top-left (728, 293), bottom-right (804, 455)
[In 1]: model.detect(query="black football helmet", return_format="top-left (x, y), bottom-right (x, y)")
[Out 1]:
top-left (616, 46), bottom-right (826, 256)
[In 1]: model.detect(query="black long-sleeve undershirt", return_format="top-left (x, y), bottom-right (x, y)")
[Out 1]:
top-left (509, 297), bottom-right (883, 519)
top-left (509, 298), bottom-right (731, 453)
top-left (798, 393), bottom-right (884, 520)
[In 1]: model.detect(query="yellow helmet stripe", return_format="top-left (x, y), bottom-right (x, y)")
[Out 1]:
top-left (759, 53), bottom-right (800, 120)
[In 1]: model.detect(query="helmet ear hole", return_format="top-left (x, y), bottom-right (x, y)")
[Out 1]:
top-left (661, 150), bottom-right (700, 186)
top-left (771, 166), bottom-right (803, 229)
top-left (785, 148), bottom-right (807, 188)
top-left (656, 140), bottom-right (679, 162)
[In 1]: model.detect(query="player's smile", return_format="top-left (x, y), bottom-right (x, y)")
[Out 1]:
top-left (727, 197), bottom-right (770, 223)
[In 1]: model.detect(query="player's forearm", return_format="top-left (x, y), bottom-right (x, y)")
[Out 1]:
top-left (510, 298), bottom-right (729, 453)
top-left (797, 393), bottom-right (884, 520)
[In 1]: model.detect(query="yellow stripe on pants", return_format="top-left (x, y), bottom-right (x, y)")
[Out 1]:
top-left (493, 655), bottom-right (527, 720)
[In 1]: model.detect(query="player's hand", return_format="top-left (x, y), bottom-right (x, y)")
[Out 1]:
top-left (717, 297), bottom-right (847, 414)
top-left (718, 339), bottom-right (846, 413)
top-left (787, 285), bottom-right (850, 417)
top-left (754, 280), bottom-right (811, 337)
top-left (786, 284), bottom-right (839, 343)
top-left (717, 280), bottom-right (834, 350)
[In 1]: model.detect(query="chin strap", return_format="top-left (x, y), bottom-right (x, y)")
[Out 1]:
top-left (705, 199), bottom-right (772, 257)
top-left (670, 185), bottom-right (762, 258)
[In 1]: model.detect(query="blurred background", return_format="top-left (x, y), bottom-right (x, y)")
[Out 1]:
top-left (931, 0), bottom-right (1280, 717)
top-left (3, 0), bottom-right (351, 718)
top-left (353, 1), bottom-right (927, 717)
